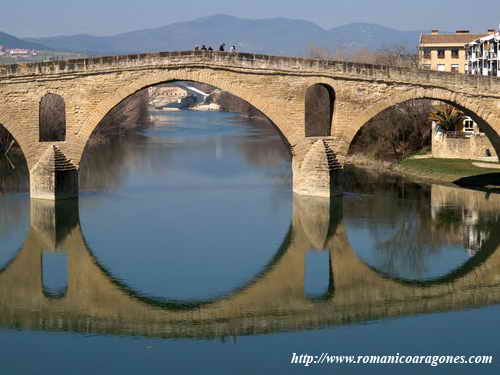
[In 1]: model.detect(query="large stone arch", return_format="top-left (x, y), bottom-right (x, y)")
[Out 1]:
top-left (72, 69), bottom-right (297, 166)
top-left (341, 88), bottom-right (500, 156)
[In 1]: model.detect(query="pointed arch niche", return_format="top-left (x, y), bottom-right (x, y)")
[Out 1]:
top-left (305, 84), bottom-right (335, 137)
top-left (39, 93), bottom-right (66, 142)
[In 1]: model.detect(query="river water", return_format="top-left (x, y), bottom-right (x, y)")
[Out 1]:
top-left (0, 110), bottom-right (500, 374)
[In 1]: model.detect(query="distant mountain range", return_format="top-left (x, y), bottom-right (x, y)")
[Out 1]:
top-left (0, 31), bottom-right (49, 50)
top-left (7, 15), bottom-right (428, 56)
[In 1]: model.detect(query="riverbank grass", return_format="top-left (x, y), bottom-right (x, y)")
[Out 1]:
top-left (398, 158), bottom-right (500, 183)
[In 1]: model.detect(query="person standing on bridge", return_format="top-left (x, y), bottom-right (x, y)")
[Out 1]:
top-left (201, 45), bottom-right (207, 51)
top-left (230, 45), bottom-right (237, 53)
top-left (219, 43), bottom-right (226, 52)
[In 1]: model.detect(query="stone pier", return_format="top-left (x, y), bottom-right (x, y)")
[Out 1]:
top-left (29, 145), bottom-right (79, 200)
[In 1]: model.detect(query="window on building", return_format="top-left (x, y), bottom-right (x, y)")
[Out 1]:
top-left (452, 49), bottom-right (459, 58)
top-left (463, 118), bottom-right (475, 134)
top-left (437, 64), bottom-right (446, 72)
top-left (451, 64), bottom-right (460, 73)
top-left (423, 64), bottom-right (431, 70)
top-left (423, 48), bottom-right (431, 58)
top-left (438, 49), bottom-right (445, 58)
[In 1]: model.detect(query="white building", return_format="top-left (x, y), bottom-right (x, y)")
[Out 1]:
top-left (9, 48), bottom-right (30, 55)
top-left (466, 29), bottom-right (500, 77)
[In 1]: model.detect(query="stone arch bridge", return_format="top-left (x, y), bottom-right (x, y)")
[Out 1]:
top-left (1, 51), bottom-right (500, 199)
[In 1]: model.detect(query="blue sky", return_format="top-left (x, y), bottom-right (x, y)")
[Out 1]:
top-left (3, 0), bottom-right (500, 37)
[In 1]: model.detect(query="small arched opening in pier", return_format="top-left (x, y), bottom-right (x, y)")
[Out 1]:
top-left (42, 252), bottom-right (68, 299)
top-left (304, 249), bottom-right (333, 300)
top-left (39, 93), bottom-right (66, 142)
top-left (305, 83), bottom-right (335, 137)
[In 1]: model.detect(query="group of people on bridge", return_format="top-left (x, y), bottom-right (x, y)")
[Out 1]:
top-left (194, 43), bottom-right (237, 52)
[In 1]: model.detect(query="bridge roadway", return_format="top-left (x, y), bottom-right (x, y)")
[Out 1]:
top-left (1, 51), bottom-right (500, 199)
top-left (1, 188), bottom-right (500, 339)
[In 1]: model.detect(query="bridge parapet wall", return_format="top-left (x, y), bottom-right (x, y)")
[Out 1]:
top-left (2, 51), bottom-right (500, 96)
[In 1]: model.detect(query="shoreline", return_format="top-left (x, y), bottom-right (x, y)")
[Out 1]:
top-left (345, 154), bottom-right (500, 186)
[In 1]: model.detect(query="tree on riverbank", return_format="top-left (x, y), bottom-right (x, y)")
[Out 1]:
top-left (349, 100), bottom-right (434, 161)
top-left (307, 43), bottom-right (418, 68)
top-left (90, 90), bottom-right (150, 144)
top-left (428, 105), bottom-right (464, 132)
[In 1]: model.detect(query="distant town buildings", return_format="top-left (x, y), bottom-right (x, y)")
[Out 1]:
top-left (419, 28), bottom-right (500, 161)
top-left (9, 48), bottom-right (34, 56)
top-left (430, 185), bottom-right (491, 259)
top-left (148, 86), bottom-right (188, 100)
top-left (418, 30), bottom-right (488, 73)
top-left (148, 85), bottom-right (195, 109)
top-left (0, 45), bottom-right (38, 59)
top-left (465, 30), bottom-right (500, 77)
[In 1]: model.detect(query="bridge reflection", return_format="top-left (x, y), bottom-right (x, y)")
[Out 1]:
top-left (1, 188), bottom-right (500, 339)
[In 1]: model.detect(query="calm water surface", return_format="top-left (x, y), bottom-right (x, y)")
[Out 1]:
top-left (0, 110), bottom-right (499, 374)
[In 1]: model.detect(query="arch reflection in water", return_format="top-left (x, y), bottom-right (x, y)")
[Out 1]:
top-left (1, 191), bottom-right (500, 339)
top-left (344, 175), bottom-right (500, 284)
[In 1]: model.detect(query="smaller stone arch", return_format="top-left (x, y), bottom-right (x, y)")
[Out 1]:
top-left (305, 83), bottom-right (335, 137)
top-left (39, 93), bottom-right (66, 142)
top-left (343, 89), bottom-right (500, 158)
